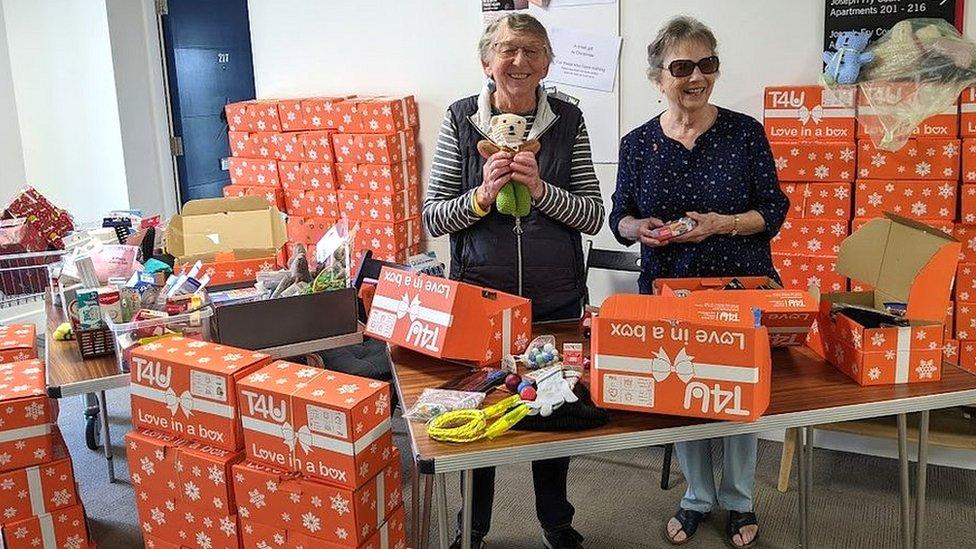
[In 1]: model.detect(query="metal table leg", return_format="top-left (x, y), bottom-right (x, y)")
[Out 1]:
top-left (796, 427), bottom-right (808, 547)
top-left (411, 460), bottom-right (421, 548)
top-left (435, 473), bottom-right (450, 549)
top-left (897, 414), bottom-right (912, 549)
top-left (421, 474), bottom-right (433, 549)
top-left (98, 390), bottom-right (115, 483)
top-left (914, 411), bottom-right (930, 549)
top-left (805, 427), bottom-right (814, 546)
top-left (461, 470), bottom-right (473, 549)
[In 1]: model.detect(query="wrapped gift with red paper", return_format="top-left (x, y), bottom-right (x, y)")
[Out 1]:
top-left (0, 218), bottom-right (47, 254)
top-left (3, 187), bottom-right (74, 249)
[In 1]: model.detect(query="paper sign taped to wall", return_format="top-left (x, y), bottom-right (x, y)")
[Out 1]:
top-left (545, 26), bottom-right (621, 92)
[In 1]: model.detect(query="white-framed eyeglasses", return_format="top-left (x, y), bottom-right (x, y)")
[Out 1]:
top-left (492, 42), bottom-right (547, 61)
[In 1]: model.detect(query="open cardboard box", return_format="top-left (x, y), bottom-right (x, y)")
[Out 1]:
top-left (364, 266), bottom-right (531, 366)
top-left (817, 213), bottom-right (961, 385)
top-left (166, 196), bottom-right (286, 285)
top-left (653, 276), bottom-right (818, 347)
top-left (591, 292), bottom-right (772, 421)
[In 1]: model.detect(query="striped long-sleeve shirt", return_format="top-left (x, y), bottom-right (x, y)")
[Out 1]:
top-left (423, 110), bottom-right (605, 237)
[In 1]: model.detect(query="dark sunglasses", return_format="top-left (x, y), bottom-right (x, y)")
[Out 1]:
top-left (664, 55), bottom-right (720, 78)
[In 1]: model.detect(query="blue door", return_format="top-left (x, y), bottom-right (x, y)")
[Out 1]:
top-left (161, 0), bottom-right (256, 204)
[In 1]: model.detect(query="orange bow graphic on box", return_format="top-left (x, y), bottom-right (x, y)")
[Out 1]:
top-left (164, 388), bottom-right (194, 417)
top-left (281, 422), bottom-right (313, 454)
top-left (396, 293), bottom-right (422, 321)
top-left (651, 347), bottom-right (696, 383)
top-left (798, 105), bottom-right (823, 125)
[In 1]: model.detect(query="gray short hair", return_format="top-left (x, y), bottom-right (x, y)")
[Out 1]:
top-left (647, 16), bottom-right (718, 81)
top-left (479, 13), bottom-right (554, 65)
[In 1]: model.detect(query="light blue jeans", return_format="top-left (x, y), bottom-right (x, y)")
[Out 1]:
top-left (674, 434), bottom-right (758, 513)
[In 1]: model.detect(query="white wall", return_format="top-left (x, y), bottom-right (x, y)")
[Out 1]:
top-left (2, 0), bottom-right (129, 221)
top-left (105, 0), bottom-right (178, 219)
top-left (0, 3), bottom-right (25, 198)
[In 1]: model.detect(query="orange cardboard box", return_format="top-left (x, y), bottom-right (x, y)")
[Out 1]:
top-left (226, 100), bottom-right (282, 132)
top-left (945, 300), bottom-right (955, 340)
top-left (277, 99), bottom-right (306, 132)
top-left (856, 138), bottom-right (960, 180)
top-left (276, 132), bottom-right (305, 162)
top-left (331, 132), bottom-right (415, 165)
top-left (350, 245), bottom-right (421, 279)
top-left (299, 131), bottom-right (335, 163)
top-left (336, 161), bottom-right (417, 193)
top-left (960, 87), bottom-right (976, 137)
top-left (963, 139), bottom-right (976, 182)
top-left (781, 182), bottom-right (852, 220)
top-left (143, 534), bottom-right (181, 549)
top-left (356, 218), bottom-right (422, 255)
top-left (944, 338), bottom-right (960, 365)
top-left (959, 340), bottom-right (976, 374)
top-left (853, 179), bottom-right (956, 220)
top-left (237, 361), bottom-right (393, 487)
top-left (222, 185), bottom-right (285, 212)
top-left (955, 264), bottom-right (976, 302)
top-left (228, 131), bottom-right (281, 160)
top-left (955, 302), bottom-right (976, 340)
top-left (286, 216), bottom-right (336, 246)
top-left (232, 452), bottom-right (402, 545)
top-left (124, 430), bottom-right (242, 513)
top-left (366, 267), bottom-right (532, 365)
top-left (278, 162), bottom-right (337, 191)
top-left (358, 96), bottom-right (416, 133)
top-left (769, 141), bottom-right (856, 182)
top-left (129, 338), bottom-right (272, 450)
top-left (771, 218), bottom-right (849, 257)
top-left (240, 504), bottom-right (406, 549)
top-left (763, 85), bottom-right (857, 141)
top-left (225, 102), bottom-right (249, 132)
top-left (0, 504), bottom-right (90, 549)
top-left (285, 189), bottom-right (339, 218)
top-left (962, 184), bottom-right (976, 221)
top-left (772, 253), bottom-right (846, 292)
top-left (591, 292), bottom-right (772, 421)
top-left (298, 97), bottom-right (359, 132)
top-left (0, 358), bottom-right (53, 473)
top-left (227, 157), bottom-right (281, 187)
top-left (337, 188), bottom-right (420, 223)
top-left (652, 276), bottom-right (819, 347)
top-left (0, 457), bottom-right (78, 525)
top-left (817, 214), bottom-right (960, 385)
top-left (0, 324), bottom-right (37, 363)
top-left (954, 225), bottom-right (976, 263)
top-left (134, 491), bottom-right (239, 549)
top-left (857, 82), bottom-right (958, 139)
top-left (187, 253), bottom-right (279, 286)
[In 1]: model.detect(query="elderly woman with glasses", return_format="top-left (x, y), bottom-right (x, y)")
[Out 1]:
top-left (422, 12), bottom-right (603, 549)
top-left (609, 16), bottom-right (788, 549)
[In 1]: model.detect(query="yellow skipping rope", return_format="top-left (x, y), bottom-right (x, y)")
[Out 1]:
top-left (426, 395), bottom-right (530, 443)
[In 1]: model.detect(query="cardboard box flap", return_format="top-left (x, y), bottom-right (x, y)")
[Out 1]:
top-left (600, 294), bottom-right (759, 328)
top-left (166, 197), bottom-right (286, 258)
top-left (838, 213), bottom-right (960, 319)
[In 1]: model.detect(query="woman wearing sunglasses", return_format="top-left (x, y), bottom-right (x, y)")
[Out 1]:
top-left (609, 15), bottom-right (788, 549)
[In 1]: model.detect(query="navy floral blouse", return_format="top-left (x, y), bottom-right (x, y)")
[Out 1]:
top-left (610, 107), bottom-right (789, 294)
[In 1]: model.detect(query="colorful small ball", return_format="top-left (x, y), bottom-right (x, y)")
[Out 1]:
top-left (519, 386), bottom-right (537, 401)
top-left (528, 348), bottom-right (539, 359)
top-left (543, 343), bottom-right (556, 353)
top-left (504, 373), bottom-right (522, 392)
top-left (517, 380), bottom-right (533, 393)
top-left (534, 355), bottom-right (547, 367)
top-left (542, 352), bottom-right (554, 363)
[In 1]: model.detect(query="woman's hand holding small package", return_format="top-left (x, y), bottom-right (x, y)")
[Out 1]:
top-left (670, 211), bottom-right (733, 244)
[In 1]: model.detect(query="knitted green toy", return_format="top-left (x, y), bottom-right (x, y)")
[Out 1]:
top-left (477, 113), bottom-right (541, 217)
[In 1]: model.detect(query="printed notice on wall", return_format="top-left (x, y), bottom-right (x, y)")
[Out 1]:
top-left (823, 0), bottom-right (962, 52)
top-left (544, 27), bottom-right (621, 93)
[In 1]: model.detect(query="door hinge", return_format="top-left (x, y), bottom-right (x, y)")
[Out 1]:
top-left (170, 136), bottom-right (184, 157)
top-left (156, 0), bottom-right (168, 16)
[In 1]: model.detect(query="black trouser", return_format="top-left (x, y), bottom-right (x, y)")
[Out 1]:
top-left (457, 457), bottom-right (574, 537)
top-left (455, 298), bottom-right (580, 537)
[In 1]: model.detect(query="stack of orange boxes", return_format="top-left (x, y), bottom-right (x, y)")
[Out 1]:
top-left (125, 337), bottom-right (274, 548)
top-left (950, 86), bottom-right (976, 372)
top-left (226, 95), bottom-right (422, 275)
top-left (232, 361), bottom-right (406, 549)
top-left (0, 325), bottom-right (93, 549)
top-left (764, 85), bottom-right (856, 293)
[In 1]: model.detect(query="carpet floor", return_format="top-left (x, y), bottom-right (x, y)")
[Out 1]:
top-left (61, 387), bottom-right (976, 548)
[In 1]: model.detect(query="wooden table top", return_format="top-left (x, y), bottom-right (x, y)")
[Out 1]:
top-left (44, 296), bottom-right (127, 398)
top-left (391, 323), bottom-right (976, 474)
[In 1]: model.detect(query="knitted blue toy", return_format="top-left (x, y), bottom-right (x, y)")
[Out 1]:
top-left (822, 31), bottom-right (876, 85)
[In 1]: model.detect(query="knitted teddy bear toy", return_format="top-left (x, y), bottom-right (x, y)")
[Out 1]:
top-left (476, 114), bottom-right (541, 217)
top-left (822, 30), bottom-right (875, 85)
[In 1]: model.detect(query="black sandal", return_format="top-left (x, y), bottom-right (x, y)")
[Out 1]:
top-left (725, 511), bottom-right (759, 548)
top-left (663, 508), bottom-right (708, 546)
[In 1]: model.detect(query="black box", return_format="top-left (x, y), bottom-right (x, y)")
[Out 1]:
top-left (211, 288), bottom-right (358, 350)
